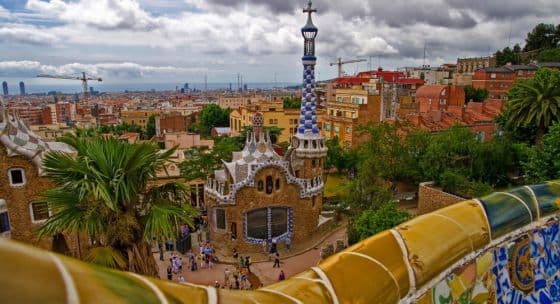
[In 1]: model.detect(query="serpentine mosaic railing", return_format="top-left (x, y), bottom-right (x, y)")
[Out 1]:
top-left (1, 181), bottom-right (560, 303)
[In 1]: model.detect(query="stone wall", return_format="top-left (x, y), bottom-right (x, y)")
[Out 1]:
top-left (0, 147), bottom-right (86, 258)
top-left (207, 166), bottom-right (321, 254)
top-left (417, 181), bottom-right (464, 214)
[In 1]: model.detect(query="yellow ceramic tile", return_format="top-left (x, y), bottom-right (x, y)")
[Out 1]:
top-left (416, 290), bottom-right (434, 304)
top-left (344, 230), bottom-right (411, 297)
top-left (0, 240), bottom-right (67, 303)
top-left (434, 200), bottom-right (491, 249)
top-left (396, 201), bottom-right (487, 286)
top-left (261, 270), bottom-right (334, 303)
top-left (217, 289), bottom-right (293, 304)
top-left (320, 252), bottom-right (400, 304)
top-left (151, 279), bottom-right (210, 304)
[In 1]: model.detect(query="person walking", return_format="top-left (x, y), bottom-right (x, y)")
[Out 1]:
top-left (273, 252), bottom-right (280, 268)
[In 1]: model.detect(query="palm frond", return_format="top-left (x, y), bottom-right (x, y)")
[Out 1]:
top-left (142, 201), bottom-right (199, 242)
top-left (85, 246), bottom-right (127, 269)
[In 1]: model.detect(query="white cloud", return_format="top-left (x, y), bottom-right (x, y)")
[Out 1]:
top-left (0, 0), bottom-right (559, 83)
top-left (0, 61), bottom-right (207, 80)
top-left (25, 0), bottom-right (161, 31)
top-left (0, 5), bottom-right (11, 19)
top-left (0, 24), bottom-right (59, 45)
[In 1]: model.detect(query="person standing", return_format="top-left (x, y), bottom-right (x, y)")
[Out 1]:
top-left (273, 252), bottom-right (280, 268)
top-left (278, 270), bottom-right (285, 281)
top-left (285, 237), bottom-right (291, 252)
top-left (159, 243), bottom-right (165, 261)
top-left (245, 256), bottom-right (251, 274)
top-left (178, 275), bottom-right (185, 283)
top-left (166, 265), bottom-right (173, 280)
top-left (224, 268), bottom-right (231, 286)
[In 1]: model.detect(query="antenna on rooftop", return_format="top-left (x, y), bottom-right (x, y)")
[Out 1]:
top-left (423, 42), bottom-right (427, 68)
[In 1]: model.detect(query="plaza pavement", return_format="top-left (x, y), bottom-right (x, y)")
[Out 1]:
top-left (156, 226), bottom-right (347, 287)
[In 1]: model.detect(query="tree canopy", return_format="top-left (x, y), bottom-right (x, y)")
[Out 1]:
top-left (524, 23), bottom-right (560, 52)
top-left (496, 44), bottom-right (522, 66)
top-left (198, 104), bottom-right (232, 136)
top-left (463, 85), bottom-right (489, 103)
top-left (503, 68), bottom-right (560, 145)
top-left (39, 136), bottom-right (198, 275)
top-left (282, 96), bottom-right (301, 109)
top-left (522, 123), bottom-right (560, 183)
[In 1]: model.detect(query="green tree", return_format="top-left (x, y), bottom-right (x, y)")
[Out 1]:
top-left (325, 136), bottom-right (357, 173)
top-left (180, 147), bottom-right (217, 181)
top-left (504, 68), bottom-right (560, 146)
top-left (38, 136), bottom-right (198, 276)
top-left (524, 23), bottom-right (559, 52)
top-left (199, 104), bottom-right (232, 136)
top-left (145, 115), bottom-right (156, 139)
top-left (496, 45), bottom-right (522, 66)
top-left (348, 202), bottom-right (411, 245)
top-left (538, 49), bottom-right (560, 62)
top-left (282, 96), bottom-right (301, 109)
top-left (463, 85), bottom-right (489, 103)
top-left (180, 137), bottom-right (242, 181)
top-left (99, 123), bottom-right (144, 136)
top-left (523, 123), bottom-right (560, 183)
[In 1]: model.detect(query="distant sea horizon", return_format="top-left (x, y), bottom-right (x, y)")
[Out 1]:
top-left (1, 82), bottom-right (300, 95)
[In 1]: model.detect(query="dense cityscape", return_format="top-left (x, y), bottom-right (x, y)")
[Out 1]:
top-left (1, 1), bottom-right (560, 303)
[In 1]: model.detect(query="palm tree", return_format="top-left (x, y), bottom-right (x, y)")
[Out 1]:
top-left (505, 68), bottom-right (560, 146)
top-left (38, 135), bottom-right (198, 276)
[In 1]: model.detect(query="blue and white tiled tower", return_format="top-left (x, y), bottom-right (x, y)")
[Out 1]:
top-left (289, 0), bottom-right (327, 185)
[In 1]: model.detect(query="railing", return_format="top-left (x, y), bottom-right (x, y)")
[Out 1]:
top-left (1, 180), bottom-right (559, 303)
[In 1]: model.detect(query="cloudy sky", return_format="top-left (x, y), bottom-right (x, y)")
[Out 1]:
top-left (1, 0), bottom-right (560, 89)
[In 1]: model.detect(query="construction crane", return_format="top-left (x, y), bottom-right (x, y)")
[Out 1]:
top-left (329, 57), bottom-right (367, 77)
top-left (37, 72), bottom-right (102, 104)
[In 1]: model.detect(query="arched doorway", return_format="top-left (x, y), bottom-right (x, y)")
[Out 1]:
top-left (52, 233), bottom-right (70, 255)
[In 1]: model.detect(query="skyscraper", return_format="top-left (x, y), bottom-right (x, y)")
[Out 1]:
top-left (2, 81), bottom-right (7, 96)
top-left (19, 82), bottom-right (25, 96)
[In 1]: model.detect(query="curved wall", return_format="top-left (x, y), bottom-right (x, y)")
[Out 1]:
top-left (0, 181), bottom-right (559, 303)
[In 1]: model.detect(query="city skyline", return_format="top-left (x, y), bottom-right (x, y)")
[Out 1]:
top-left (1, 0), bottom-right (560, 86)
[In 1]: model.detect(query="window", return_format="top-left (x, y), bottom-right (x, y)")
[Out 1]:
top-left (270, 208), bottom-right (288, 238)
top-left (329, 110), bottom-right (334, 116)
top-left (275, 179), bottom-right (280, 190)
top-left (325, 123), bottom-right (331, 131)
top-left (312, 159), bottom-right (316, 167)
top-left (490, 73), bottom-right (496, 79)
top-left (334, 124), bottom-right (340, 133)
top-left (336, 97), bottom-right (343, 103)
top-left (246, 207), bottom-right (290, 241)
top-left (215, 208), bottom-right (226, 230)
top-left (0, 199), bottom-right (9, 235)
top-left (30, 202), bottom-right (50, 223)
top-left (8, 168), bottom-right (25, 187)
top-left (266, 176), bottom-right (273, 194)
top-left (246, 208), bottom-right (268, 240)
top-left (257, 180), bottom-right (264, 192)
top-left (345, 127), bottom-right (351, 134)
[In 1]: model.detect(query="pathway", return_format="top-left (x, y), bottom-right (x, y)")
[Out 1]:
top-left (156, 226), bottom-right (347, 287)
